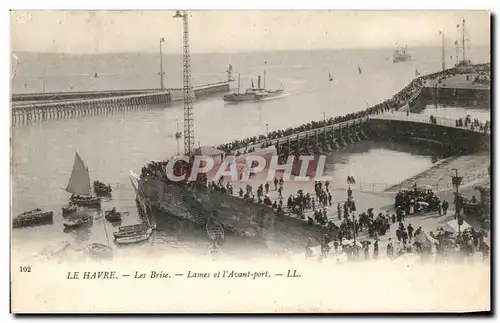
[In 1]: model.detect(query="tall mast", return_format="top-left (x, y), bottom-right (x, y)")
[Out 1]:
top-left (263, 61), bottom-right (267, 89)
top-left (174, 10), bottom-right (195, 156)
top-left (237, 73), bottom-right (240, 94)
top-left (159, 38), bottom-right (165, 90)
top-left (440, 30), bottom-right (446, 70)
top-left (263, 69), bottom-right (266, 90)
top-left (461, 19), bottom-right (466, 62)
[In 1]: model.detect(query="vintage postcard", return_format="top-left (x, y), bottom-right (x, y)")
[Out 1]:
top-left (10, 10), bottom-right (491, 313)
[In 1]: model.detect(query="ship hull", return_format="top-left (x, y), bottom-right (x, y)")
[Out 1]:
top-left (393, 56), bottom-right (411, 63)
top-left (132, 174), bottom-right (328, 250)
top-left (223, 90), bottom-right (284, 103)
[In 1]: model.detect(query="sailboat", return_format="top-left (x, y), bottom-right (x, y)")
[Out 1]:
top-left (358, 66), bottom-right (362, 74)
top-left (66, 152), bottom-right (102, 207)
top-left (93, 71), bottom-right (99, 78)
top-left (329, 72), bottom-right (333, 82)
top-left (415, 69), bottom-right (421, 77)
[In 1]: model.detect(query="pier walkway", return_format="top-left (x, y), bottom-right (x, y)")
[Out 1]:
top-left (370, 111), bottom-right (490, 134)
top-left (234, 111), bottom-right (489, 155)
top-left (11, 81), bottom-right (231, 124)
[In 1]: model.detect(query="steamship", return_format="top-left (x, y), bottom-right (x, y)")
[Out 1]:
top-left (223, 74), bottom-right (283, 103)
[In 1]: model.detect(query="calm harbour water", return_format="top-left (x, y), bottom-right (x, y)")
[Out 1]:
top-left (11, 47), bottom-right (490, 259)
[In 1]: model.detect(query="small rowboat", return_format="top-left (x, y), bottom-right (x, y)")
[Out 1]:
top-left (63, 215), bottom-right (93, 229)
top-left (115, 228), bottom-right (152, 244)
top-left (105, 210), bottom-right (122, 222)
top-left (62, 202), bottom-right (77, 215)
top-left (113, 224), bottom-right (145, 238)
top-left (206, 219), bottom-right (225, 241)
top-left (13, 209), bottom-right (54, 229)
top-left (94, 180), bottom-right (112, 196)
top-left (114, 225), bottom-right (152, 245)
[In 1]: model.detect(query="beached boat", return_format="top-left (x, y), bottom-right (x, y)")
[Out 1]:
top-left (13, 208), bottom-right (54, 229)
top-left (63, 215), bottom-right (93, 229)
top-left (206, 219), bottom-right (225, 241)
top-left (114, 224), bottom-right (152, 244)
top-left (66, 152), bottom-right (101, 207)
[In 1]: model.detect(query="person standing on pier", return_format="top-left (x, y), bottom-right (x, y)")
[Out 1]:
top-left (337, 203), bottom-right (342, 220)
top-left (442, 200), bottom-right (449, 216)
top-left (407, 224), bottom-right (414, 241)
top-left (387, 238), bottom-right (394, 259)
top-left (372, 240), bottom-right (379, 260)
top-left (265, 182), bottom-right (270, 195)
top-left (328, 192), bottom-right (332, 206)
top-left (278, 186), bottom-right (283, 199)
top-left (274, 177), bottom-right (279, 191)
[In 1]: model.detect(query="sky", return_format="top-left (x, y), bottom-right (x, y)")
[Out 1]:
top-left (10, 10), bottom-right (491, 54)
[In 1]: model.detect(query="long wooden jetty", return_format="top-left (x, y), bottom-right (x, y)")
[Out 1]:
top-left (11, 81), bottom-right (231, 124)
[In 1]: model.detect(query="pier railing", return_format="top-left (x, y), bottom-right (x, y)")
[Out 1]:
top-left (372, 111), bottom-right (490, 134)
top-left (12, 91), bottom-right (170, 110)
top-left (233, 117), bottom-right (370, 154)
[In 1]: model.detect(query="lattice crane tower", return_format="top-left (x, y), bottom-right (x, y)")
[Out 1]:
top-left (174, 10), bottom-right (195, 156)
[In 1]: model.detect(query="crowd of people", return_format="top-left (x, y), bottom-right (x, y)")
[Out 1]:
top-left (215, 65), bottom-right (483, 154)
top-left (455, 115), bottom-right (490, 133)
top-left (305, 205), bottom-right (490, 264)
top-left (394, 187), bottom-right (444, 216)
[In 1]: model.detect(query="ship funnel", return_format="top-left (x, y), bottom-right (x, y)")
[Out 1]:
top-left (257, 76), bottom-right (261, 89)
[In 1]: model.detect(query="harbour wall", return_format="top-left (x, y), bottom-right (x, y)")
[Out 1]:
top-left (11, 81), bottom-right (231, 124)
top-left (409, 73), bottom-right (491, 113)
top-left (11, 81), bottom-right (231, 104)
top-left (367, 118), bottom-right (490, 153)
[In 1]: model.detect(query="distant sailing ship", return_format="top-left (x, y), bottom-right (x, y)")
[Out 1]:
top-left (66, 152), bottom-right (101, 207)
top-left (94, 71), bottom-right (99, 78)
top-left (223, 65), bottom-right (283, 102)
top-left (329, 72), bottom-right (333, 81)
top-left (392, 43), bottom-right (411, 63)
top-left (358, 66), bottom-right (362, 74)
top-left (415, 69), bottom-right (421, 77)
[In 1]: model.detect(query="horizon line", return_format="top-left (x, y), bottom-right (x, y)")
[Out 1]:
top-left (11, 44), bottom-right (491, 56)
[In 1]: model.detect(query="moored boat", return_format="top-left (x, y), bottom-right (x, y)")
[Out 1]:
top-left (13, 209), bottom-right (54, 229)
top-left (105, 208), bottom-right (122, 222)
top-left (65, 152), bottom-right (102, 207)
top-left (63, 215), bottom-right (93, 229)
top-left (206, 218), bottom-right (225, 241)
top-left (62, 202), bottom-right (78, 215)
top-left (93, 180), bottom-right (112, 196)
top-left (114, 224), bottom-right (152, 244)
